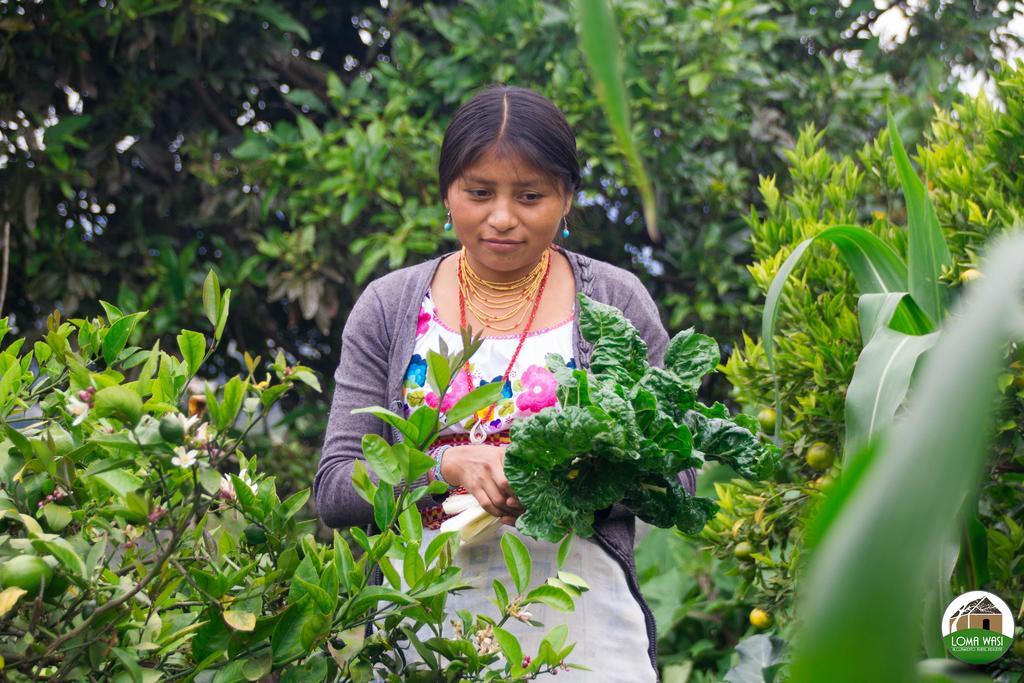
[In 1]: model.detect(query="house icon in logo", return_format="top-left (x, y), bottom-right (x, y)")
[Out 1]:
top-left (948, 595), bottom-right (1003, 634)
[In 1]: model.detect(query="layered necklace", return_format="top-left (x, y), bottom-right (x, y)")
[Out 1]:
top-left (457, 245), bottom-right (554, 444)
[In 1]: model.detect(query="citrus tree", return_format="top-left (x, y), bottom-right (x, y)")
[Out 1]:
top-left (0, 272), bottom-right (584, 681)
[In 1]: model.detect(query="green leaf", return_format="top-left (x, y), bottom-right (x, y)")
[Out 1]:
top-left (888, 109), bottom-right (952, 326)
top-left (493, 627), bottom-right (523, 669)
top-left (373, 481), bottom-right (396, 531)
top-left (351, 406), bottom-right (420, 443)
top-left (215, 289), bottom-right (231, 343)
top-left (398, 500), bottom-right (423, 545)
top-left (761, 225), bottom-right (910, 426)
top-left (403, 444), bottom-right (436, 484)
top-left (249, 2), bottom-right (310, 42)
top-left (856, 293), bottom-right (934, 345)
top-left (557, 534), bottom-right (573, 570)
top-left (217, 377), bottom-right (247, 431)
top-left (0, 361), bottom-right (22, 408)
top-left (790, 234), bottom-right (1024, 683)
top-left (103, 313), bottom-right (144, 366)
top-left (136, 341), bottom-right (161, 397)
top-left (110, 647), bottom-right (143, 683)
top-left (202, 271), bottom-right (221, 327)
top-left (345, 586), bottom-right (416, 616)
top-left (41, 503), bottom-right (72, 531)
top-left (445, 381), bottom-right (505, 426)
top-left (500, 533), bottom-right (531, 594)
top-left (663, 328), bottom-right (719, 390)
top-left (296, 114), bottom-right (321, 142)
top-left (350, 460), bottom-right (378, 505)
top-left (525, 584), bottom-right (574, 612)
top-left (577, 293), bottom-right (649, 384)
top-left (32, 537), bottom-right (87, 577)
top-left (426, 350), bottom-right (451, 395)
top-left (688, 71), bottom-right (712, 96)
top-left (843, 328), bottom-right (940, 461)
top-left (198, 467), bottom-right (222, 495)
top-left (88, 468), bottom-right (144, 501)
top-left (176, 330), bottom-right (206, 377)
top-left (723, 634), bottom-right (786, 683)
top-left (362, 434), bottom-right (401, 485)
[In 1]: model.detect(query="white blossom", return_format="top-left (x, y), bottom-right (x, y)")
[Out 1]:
top-left (171, 446), bottom-right (199, 468)
top-left (67, 395), bottom-right (90, 425)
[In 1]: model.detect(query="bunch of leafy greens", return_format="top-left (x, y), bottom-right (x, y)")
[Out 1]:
top-left (505, 294), bottom-right (780, 542)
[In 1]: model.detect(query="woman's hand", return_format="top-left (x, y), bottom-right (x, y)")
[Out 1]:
top-left (440, 445), bottom-right (523, 526)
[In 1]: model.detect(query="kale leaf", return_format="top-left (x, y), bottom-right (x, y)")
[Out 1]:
top-left (504, 292), bottom-right (779, 542)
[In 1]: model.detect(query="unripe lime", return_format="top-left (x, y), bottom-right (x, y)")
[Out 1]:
top-left (756, 408), bottom-right (777, 434)
top-left (158, 414), bottom-right (186, 444)
top-left (812, 474), bottom-right (836, 492)
top-left (92, 386), bottom-right (143, 425)
top-left (734, 541), bottom-right (754, 560)
top-left (244, 524), bottom-right (268, 546)
top-left (749, 607), bottom-right (773, 629)
top-left (0, 555), bottom-right (55, 598)
top-left (806, 442), bottom-right (834, 471)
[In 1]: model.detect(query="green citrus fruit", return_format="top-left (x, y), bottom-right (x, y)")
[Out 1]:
top-left (158, 414), bottom-right (186, 444)
top-left (749, 607), bottom-right (773, 629)
top-left (244, 524), bottom-right (268, 546)
top-left (734, 541), bottom-right (754, 560)
top-left (805, 442), bottom-right (834, 470)
top-left (812, 474), bottom-right (835, 492)
top-left (0, 555), bottom-right (55, 598)
top-left (92, 386), bottom-right (143, 426)
top-left (756, 408), bottom-right (777, 434)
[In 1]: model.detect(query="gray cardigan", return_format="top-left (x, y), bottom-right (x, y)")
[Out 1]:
top-left (314, 244), bottom-right (697, 673)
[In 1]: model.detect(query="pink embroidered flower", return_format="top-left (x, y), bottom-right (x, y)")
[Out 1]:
top-left (423, 392), bottom-right (439, 408)
top-left (440, 368), bottom-right (473, 413)
top-left (515, 365), bottom-right (558, 414)
top-left (416, 308), bottom-right (431, 336)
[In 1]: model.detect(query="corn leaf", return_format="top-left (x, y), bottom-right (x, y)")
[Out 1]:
top-left (791, 233), bottom-right (1024, 683)
top-left (576, 0), bottom-right (659, 241)
top-left (888, 109), bottom-right (951, 326)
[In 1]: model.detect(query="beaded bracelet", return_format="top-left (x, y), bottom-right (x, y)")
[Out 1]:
top-left (430, 444), bottom-right (455, 487)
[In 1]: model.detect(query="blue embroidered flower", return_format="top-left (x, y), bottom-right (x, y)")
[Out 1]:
top-left (566, 358), bottom-right (577, 369)
top-left (479, 375), bottom-right (513, 398)
top-left (405, 354), bottom-right (427, 386)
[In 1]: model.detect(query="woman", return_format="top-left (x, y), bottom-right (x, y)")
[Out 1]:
top-left (314, 85), bottom-right (696, 680)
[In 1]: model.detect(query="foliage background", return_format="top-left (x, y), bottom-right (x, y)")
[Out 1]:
top-left (3, 0), bottom-right (1024, 679)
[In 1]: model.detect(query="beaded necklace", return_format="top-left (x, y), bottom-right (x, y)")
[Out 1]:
top-left (457, 246), bottom-right (554, 444)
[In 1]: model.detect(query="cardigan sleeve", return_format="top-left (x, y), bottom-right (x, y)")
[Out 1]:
top-left (313, 280), bottom-right (390, 529)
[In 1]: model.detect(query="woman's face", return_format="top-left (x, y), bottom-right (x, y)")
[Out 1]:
top-left (445, 146), bottom-right (572, 283)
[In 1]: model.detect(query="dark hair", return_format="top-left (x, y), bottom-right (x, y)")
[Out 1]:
top-left (438, 85), bottom-right (581, 204)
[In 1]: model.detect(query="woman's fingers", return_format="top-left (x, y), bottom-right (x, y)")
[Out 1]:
top-left (468, 478), bottom-right (508, 517)
top-left (493, 450), bottom-right (524, 512)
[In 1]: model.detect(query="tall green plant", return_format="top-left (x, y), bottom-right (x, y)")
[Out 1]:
top-left (575, 0), bottom-right (659, 242)
top-left (789, 232), bottom-right (1024, 682)
top-left (761, 112), bottom-right (952, 461)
